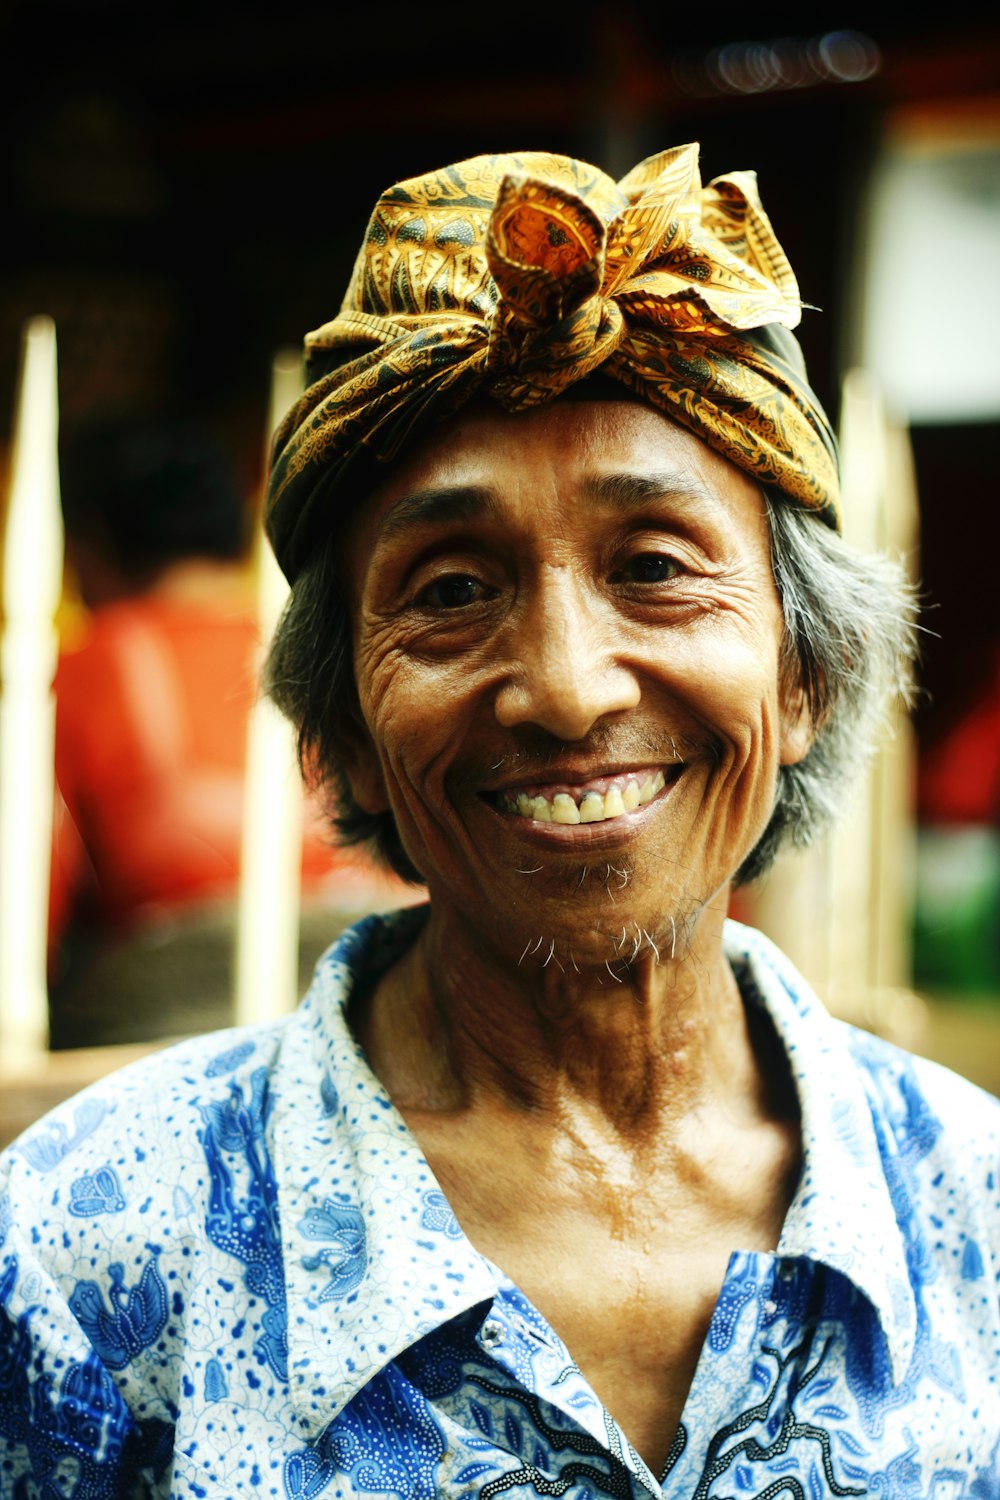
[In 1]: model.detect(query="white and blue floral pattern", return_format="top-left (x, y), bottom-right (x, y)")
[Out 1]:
top-left (1, 910), bottom-right (998, 1497)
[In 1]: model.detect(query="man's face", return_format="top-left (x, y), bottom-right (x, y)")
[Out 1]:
top-left (344, 399), bottom-right (810, 966)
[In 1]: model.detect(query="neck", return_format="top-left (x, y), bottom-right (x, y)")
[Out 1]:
top-left (77, 555), bottom-right (250, 610)
top-left (352, 897), bottom-right (773, 1144)
top-left (146, 557), bottom-right (251, 605)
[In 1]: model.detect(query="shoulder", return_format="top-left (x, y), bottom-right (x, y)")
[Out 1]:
top-left (53, 606), bottom-right (141, 746)
top-left (727, 918), bottom-right (1000, 1242)
top-left (0, 1024), bottom-right (288, 1241)
top-left (55, 602), bottom-right (137, 677)
top-left (0, 1021), bottom-right (317, 1485)
top-left (842, 1020), bottom-right (1000, 1192)
top-left (0, 914), bottom-right (383, 1257)
top-left (728, 916), bottom-right (1000, 1146)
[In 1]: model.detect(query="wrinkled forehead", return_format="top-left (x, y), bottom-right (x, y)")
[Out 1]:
top-left (346, 396), bottom-right (772, 574)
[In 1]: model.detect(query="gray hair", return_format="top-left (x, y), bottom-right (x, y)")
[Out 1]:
top-left (737, 491), bottom-right (917, 883)
top-left (266, 492), bottom-right (917, 888)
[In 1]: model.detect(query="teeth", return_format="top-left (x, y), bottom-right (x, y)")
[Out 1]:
top-left (604, 786), bottom-right (626, 818)
top-left (552, 793), bottom-right (581, 825)
top-left (637, 771), bottom-right (666, 806)
top-left (578, 792), bottom-right (604, 823)
top-left (502, 769), bottom-right (673, 826)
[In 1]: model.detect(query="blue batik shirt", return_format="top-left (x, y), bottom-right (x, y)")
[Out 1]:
top-left (1, 910), bottom-right (998, 1499)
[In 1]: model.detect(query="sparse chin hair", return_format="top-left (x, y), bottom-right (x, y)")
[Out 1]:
top-left (505, 873), bottom-right (701, 979)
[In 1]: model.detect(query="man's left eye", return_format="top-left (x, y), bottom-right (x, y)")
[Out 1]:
top-left (617, 553), bottom-right (682, 583)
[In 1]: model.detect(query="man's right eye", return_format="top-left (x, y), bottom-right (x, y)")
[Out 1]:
top-left (419, 574), bottom-right (491, 609)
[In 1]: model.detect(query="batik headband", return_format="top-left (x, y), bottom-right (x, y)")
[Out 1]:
top-left (267, 142), bottom-right (840, 581)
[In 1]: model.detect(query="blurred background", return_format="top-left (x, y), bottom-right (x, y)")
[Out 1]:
top-left (0, 1), bottom-right (998, 1124)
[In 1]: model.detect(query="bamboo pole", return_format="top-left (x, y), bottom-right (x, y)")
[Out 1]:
top-left (233, 351), bottom-right (304, 1028)
top-left (821, 369), bottom-right (887, 1002)
top-left (0, 318), bottom-right (63, 1064)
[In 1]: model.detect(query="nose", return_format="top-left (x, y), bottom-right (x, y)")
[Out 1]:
top-left (492, 568), bottom-right (641, 741)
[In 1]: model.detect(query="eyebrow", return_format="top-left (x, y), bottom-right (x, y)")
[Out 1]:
top-left (375, 468), bottom-right (725, 543)
top-left (377, 485), bottom-right (504, 541)
top-left (581, 470), bottom-right (723, 513)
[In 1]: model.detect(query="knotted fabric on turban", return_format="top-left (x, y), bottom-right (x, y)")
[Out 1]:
top-left (267, 142), bottom-right (840, 581)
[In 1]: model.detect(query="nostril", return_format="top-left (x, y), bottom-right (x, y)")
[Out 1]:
top-left (493, 660), bottom-right (640, 738)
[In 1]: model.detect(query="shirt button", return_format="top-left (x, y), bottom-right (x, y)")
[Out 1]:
top-left (480, 1318), bottom-right (505, 1348)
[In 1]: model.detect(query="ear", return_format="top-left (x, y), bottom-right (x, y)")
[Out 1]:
top-left (337, 715), bottom-right (391, 816)
top-left (778, 683), bottom-right (815, 767)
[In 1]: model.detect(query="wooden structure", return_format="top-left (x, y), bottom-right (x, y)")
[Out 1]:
top-left (0, 335), bottom-right (311, 1144)
top-left (233, 350), bottom-right (305, 1030)
top-left (0, 318), bottom-right (63, 1067)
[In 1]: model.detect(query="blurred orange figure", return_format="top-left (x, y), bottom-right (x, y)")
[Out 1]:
top-left (49, 421), bottom-right (404, 1045)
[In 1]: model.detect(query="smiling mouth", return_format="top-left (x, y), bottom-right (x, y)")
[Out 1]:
top-left (489, 765), bottom-right (680, 826)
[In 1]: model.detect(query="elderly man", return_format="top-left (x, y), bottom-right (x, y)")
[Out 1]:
top-left (1, 145), bottom-right (997, 1497)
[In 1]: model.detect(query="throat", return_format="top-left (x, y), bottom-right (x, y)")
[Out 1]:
top-left (353, 906), bottom-right (762, 1131)
top-left (407, 1089), bottom-right (801, 1482)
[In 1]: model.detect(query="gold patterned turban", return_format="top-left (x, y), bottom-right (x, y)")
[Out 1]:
top-left (267, 142), bottom-right (840, 581)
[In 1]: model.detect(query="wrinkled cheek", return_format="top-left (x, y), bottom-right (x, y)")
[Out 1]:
top-left (732, 725), bottom-right (782, 847)
top-left (378, 739), bottom-right (446, 844)
top-left (683, 708), bottom-right (780, 881)
top-left (364, 694), bottom-right (470, 872)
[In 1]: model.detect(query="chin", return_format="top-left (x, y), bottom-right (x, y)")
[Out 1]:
top-left (460, 869), bottom-right (714, 976)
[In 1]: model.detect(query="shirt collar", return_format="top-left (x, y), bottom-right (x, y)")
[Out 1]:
top-left (725, 919), bottom-right (917, 1386)
top-left (273, 909), bottom-right (916, 1437)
